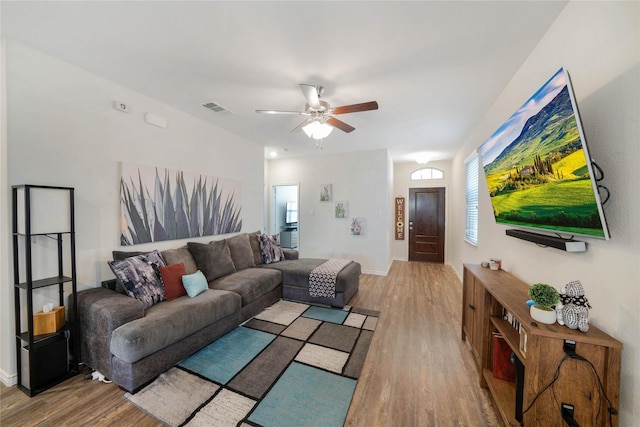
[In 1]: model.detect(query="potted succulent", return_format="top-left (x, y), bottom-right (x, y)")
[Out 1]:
top-left (528, 283), bottom-right (560, 324)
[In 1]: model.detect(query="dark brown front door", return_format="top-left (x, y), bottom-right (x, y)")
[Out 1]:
top-left (408, 187), bottom-right (445, 263)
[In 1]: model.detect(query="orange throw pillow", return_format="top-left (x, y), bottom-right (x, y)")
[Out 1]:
top-left (159, 263), bottom-right (187, 301)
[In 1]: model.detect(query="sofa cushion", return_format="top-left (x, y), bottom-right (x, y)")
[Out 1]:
top-left (262, 259), bottom-right (359, 294)
top-left (226, 233), bottom-right (255, 270)
top-left (258, 234), bottom-right (285, 264)
top-left (110, 289), bottom-right (241, 364)
top-left (248, 231), bottom-right (263, 266)
top-left (209, 268), bottom-right (282, 306)
top-left (188, 240), bottom-right (236, 282)
top-left (161, 246), bottom-right (198, 275)
top-left (182, 270), bottom-right (208, 298)
top-left (107, 250), bottom-right (166, 309)
top-left (111, 250), bottom-right (159, 295)
top-left (159, 263), bottom-right (187, 301)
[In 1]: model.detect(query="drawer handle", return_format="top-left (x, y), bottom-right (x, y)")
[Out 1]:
top-left (468, 304), bottom-right (475, 310)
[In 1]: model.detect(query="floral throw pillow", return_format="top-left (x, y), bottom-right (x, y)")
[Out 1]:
top-left (258, 234), bottom-right (285, 264)
top-left (108, 250), bottom-right (166, 308)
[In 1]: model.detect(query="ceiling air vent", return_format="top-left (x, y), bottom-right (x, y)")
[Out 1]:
top-left (202, 101), bottom-right (233, 115)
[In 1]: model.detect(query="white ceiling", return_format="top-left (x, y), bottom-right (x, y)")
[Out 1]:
top-left (1, 1), bottom-right (568, 162)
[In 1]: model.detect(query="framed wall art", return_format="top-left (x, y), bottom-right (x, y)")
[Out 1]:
top-left (319, 184), bottom-right (332, 202)
top-left (351, 217), bottom-right (364, 236)
top-left (334, 200), bottom-right (348, 218)
top-left (120, 162), bottom-right (242, 245)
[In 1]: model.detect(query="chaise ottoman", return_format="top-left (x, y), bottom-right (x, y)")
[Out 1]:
top-left (262, 258), bottom-right (360, 307)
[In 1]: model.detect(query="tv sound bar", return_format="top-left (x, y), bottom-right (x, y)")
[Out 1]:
top-left (506, 229), bottom-right (586, 252)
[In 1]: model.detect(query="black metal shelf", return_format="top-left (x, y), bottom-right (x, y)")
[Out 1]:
top-left (12, 185), bottom-right (78, 397)
top-left (17, 328), bottom-right (68, 348)
top-left (15, 275), bottom-right (74, 290)
top-left (14, 231), bottom-right (72, 237)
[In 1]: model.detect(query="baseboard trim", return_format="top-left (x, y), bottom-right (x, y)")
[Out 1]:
top-left (361, 269), bottom-right (388, 276)
top-left (0, 368), bottom-right (17, 387)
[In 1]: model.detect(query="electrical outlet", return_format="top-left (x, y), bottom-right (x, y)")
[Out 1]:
top-left (561, 403), bottom-right (578, 427)
top-left (562, 403), bottom-right (574, 417)
top-left (563, 339), bottom-right (576, 355)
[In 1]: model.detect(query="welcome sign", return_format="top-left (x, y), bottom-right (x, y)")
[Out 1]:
top-left (395, 197), bottom-right (405, 240)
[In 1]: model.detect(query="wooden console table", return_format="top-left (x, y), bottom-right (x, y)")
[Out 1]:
top-left (462, 264), bottom-right (622, 426)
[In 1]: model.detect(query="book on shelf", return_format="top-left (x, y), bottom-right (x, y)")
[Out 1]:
top-left (519, 327), bottom-right (528, 357)
top-left (491, 332), bottom-right (516, 382)
top-left (501, 308), bottom-right (520, 330)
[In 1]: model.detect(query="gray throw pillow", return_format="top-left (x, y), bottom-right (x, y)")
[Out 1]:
top-left (187, 240), bottom-right (236, 282)
top-left (248, 230), bottom-right (263, 265)
top-left (226, 233), bottom-right (256, 270)
top-left (107, 250), bottom-right (166, 309)
top-left (258, 234), bottom-right (286, 264)
top-left (112, 250), bottom-right (147, 260)
top-left (111, 250), bottom-right (158, 294)
top-left (161, 246), bottom-right (198, 275)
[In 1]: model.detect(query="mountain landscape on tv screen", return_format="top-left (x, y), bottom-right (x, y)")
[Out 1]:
top-left (481, 77), bottom-right (606, 238)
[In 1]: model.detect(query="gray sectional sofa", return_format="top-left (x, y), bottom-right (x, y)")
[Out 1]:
top-left (73, 231), bottom-right (360, 392)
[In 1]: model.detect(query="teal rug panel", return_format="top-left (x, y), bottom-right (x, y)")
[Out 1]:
top-left (248, 361), bottom-right (357, 427)
top-left (302, 305), bottom-right (349, 324)
top-left (178, 326), bottom-right (275, 384)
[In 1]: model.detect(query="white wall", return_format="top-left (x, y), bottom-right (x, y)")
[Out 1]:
top-left (449, 2), bottom-right (640, 424)
top-left (0, 40), bottom-right (265, 385)
top-left (0, 39), bottom-right (11, 387)
top-left (392, 160), bottom-right (452, 262)
top-left (268, 150), bottom-right (392, 275)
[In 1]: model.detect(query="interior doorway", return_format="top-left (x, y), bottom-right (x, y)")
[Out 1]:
top-left (408, 187), bottom-right (445, 263)
top-left (272, 184), bottom-right (299, 249)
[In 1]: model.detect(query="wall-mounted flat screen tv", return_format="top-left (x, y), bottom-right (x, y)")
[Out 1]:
top-left (478, 68), bottom-right (610, 240)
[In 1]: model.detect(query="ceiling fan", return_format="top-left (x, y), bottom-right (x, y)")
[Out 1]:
top-left (256, 84), bottom-right (378, 139)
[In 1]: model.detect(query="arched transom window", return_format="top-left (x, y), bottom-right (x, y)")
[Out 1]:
top-left (411, 167), bottom-right (444, 180)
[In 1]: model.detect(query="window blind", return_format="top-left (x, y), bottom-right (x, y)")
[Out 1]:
top-left (465, 152), bottom-right (479, 245)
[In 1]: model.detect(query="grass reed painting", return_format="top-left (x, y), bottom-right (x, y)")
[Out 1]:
top-left (120, 163), bottom-right (242, 246)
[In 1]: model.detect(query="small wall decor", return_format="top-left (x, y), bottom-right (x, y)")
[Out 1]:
top-left (335, 200), bottom-right (348, 218)
top-left (395, 196), bottom-right (405, 240)
top-left (319, 184), bottom-right (332, 202)
top-left (351, 217), bottom-right (364, 236)
top-left (120, 162), bottom-right (242, 245)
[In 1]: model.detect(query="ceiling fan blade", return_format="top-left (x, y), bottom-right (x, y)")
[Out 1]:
top-left (290, 118), bottom-right (313, 133)
top-left (300, 84), bottom-right (321, 109)
top-left (326, 117), bottom-right (355, 133)
top-left (256, 109), bottom-right (308, 115)
top-left (332, 101), bottom-right (379, 115)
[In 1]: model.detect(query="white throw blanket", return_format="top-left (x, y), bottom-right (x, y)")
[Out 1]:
top-left (308, 259), bottom-right (352, 298)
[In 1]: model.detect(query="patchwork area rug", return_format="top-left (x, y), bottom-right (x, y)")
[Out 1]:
top-left (124, 300), bottom-right (379, 427)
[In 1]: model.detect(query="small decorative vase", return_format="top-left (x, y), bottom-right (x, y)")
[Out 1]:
top-left (530, 305), bottom-right (557, 324)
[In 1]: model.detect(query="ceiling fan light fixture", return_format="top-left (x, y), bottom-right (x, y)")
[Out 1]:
top-left (302, 120), bottom-right (334, 139)
top-left (416, 155), bottom-right (432, 164)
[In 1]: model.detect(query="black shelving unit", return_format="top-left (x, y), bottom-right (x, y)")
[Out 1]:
top-left (12, 184), bottom-right (78, 396)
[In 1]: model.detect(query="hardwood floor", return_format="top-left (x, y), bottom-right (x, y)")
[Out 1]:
top-left (1, 261), bottom-right (502, 426)
top-left (345, 261), bottom-right (501, 426)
